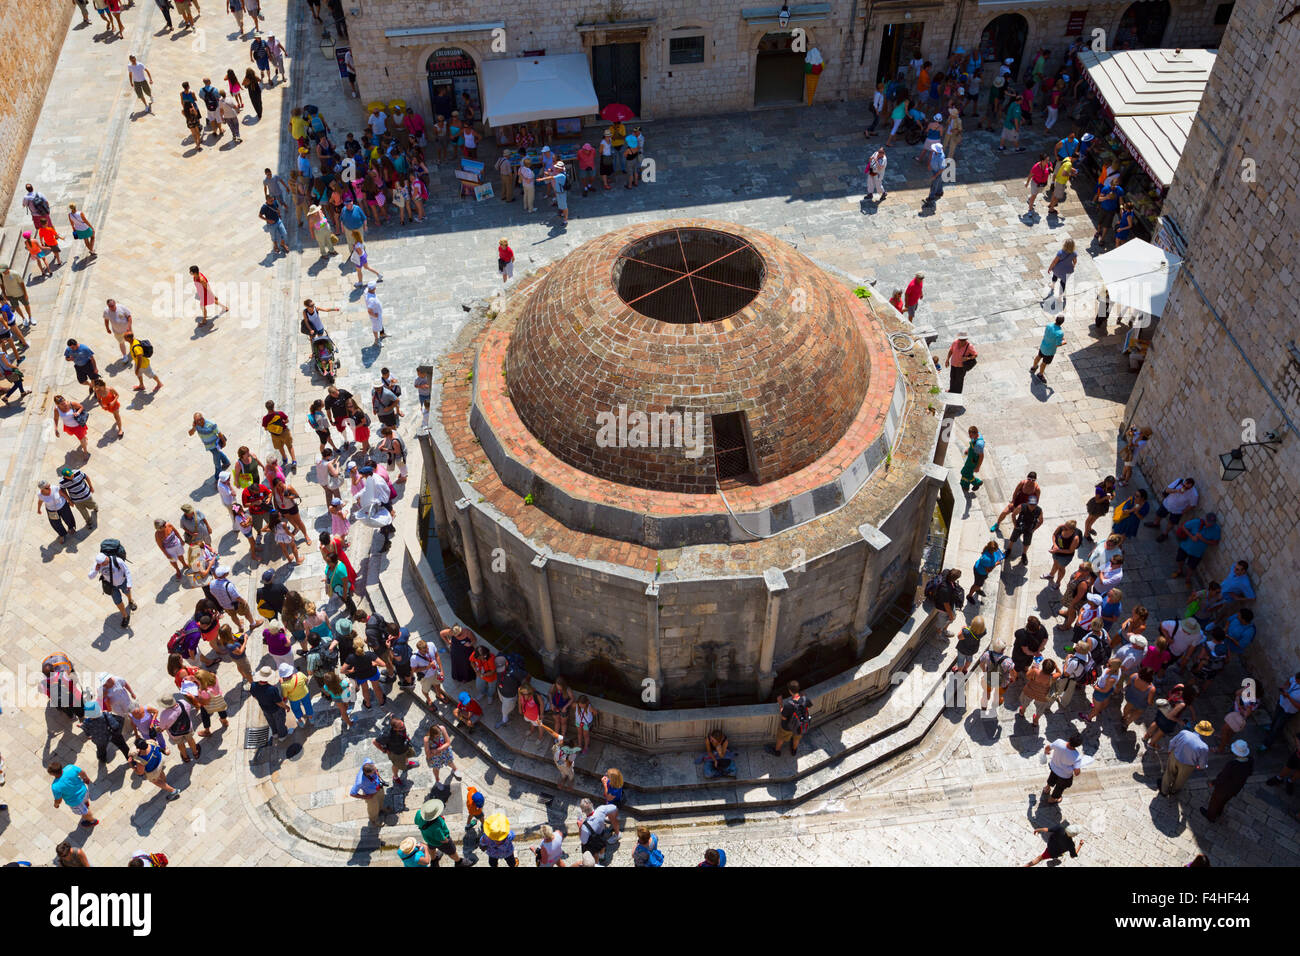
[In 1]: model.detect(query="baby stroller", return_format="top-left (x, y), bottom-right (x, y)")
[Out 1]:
top-left (899, 107), bottom-right (927, 146)
top-left (312, 331), bottom-right (340, 382)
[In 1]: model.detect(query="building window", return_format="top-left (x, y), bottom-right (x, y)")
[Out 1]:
top-left (711, 412), bottom-right (754, 484)
top-left (669, 35), bottom-right (706, 65)
top-left (1213, 3), bottom-right (1234, 25)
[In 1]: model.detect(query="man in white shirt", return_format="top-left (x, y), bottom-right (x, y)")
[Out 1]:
top-left (866, 146), bottom-right (888, 201)
top-left (1041, 733), bottom-right (1085, 804)
top-left (368, 108), bottom-right (387, 138)
top-left (577, 798), bottom-right (620, 863)
top-left (103, 299), bottom-right (133, 359)
top-left (127, 55), bottom-right (154, 112)
top-left (210, 566), bottom-right (256, 630)
top-left (364, 283), bottom-right (384, 344)
top-left (90, 552), bottom-right (136, 626)
top-left (1147, 477), bottom-right (1198, 541)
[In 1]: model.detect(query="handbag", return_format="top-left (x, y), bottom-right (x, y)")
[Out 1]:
top-left (218, 432), bottom-right (227, 448)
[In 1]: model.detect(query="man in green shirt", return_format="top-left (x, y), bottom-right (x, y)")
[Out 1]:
top-left (415, 798), bottom-right (468, 865)
top-left (960, 426), bottom-right (985, 493)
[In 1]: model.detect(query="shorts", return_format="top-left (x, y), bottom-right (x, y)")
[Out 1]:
top-left (1154, 710), bottom-right (1180, 735)
top-left (1155, 505), bottom-right (1182, 522)
top-left (133, 80), bottom-right (152, 99)
top-left (1086, 498), bottom-right (1109, 517)
top-left (1174, 547), bottom-right (1202, 569)
top-left (954, 651), bottom-right (974, 669)
top-left (1052, 181), bottom-right (1068, 201)
top-left (68, 800), bottom-right (91, 816)
top-left (139, 364), bottom-right (158, 380)
top-left (1036, 350), bottom-right (1056, 366)
top-left (555, 191), bottom-right (568, 212)
top-left (973, 571), bottom-right (989, 587)
top-left (499, 259), bottom-right (514, 279)
top-left (431, 838), bottom-right (457, 858)
top-left (104, 581), bottom-right (128, 604)
top-left (145, 763), bottom-right (167, 784)
top-left (64, 423), bottom-right (89, 440)
top-left (1052, 552), bottom-right (1073, 567)
top-left (74, 363), bottom-right (95, 384)
top-left (267, 220), bottom-right (288, 244)
top-left (1029, 180), bottom-right (1048, 199)
top-left (1000, 127), bottom-right (1020, 145)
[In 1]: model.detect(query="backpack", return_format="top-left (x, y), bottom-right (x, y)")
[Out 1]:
top-left (924, 575), bottom-right (943, 604)
top-left (147, 852), bottom-right (169, 868)
top-left (32, 195), bottom-right (51, 217)
top-left (580, 820), bottom-right (608, 855)
top-left (137, 339), bottom-right (154, 358)
top-left (1064, 653), bottom-right (1097, 686)
top-left (100, 538), bottom-right (128, 561)
top-left (168, 702), bottom-right (192, 736)
top-left (784, 694), bottom-right (811, 734)
top-left (167, 620), bottom-right (203, 657)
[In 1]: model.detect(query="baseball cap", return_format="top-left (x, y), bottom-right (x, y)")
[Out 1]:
top-left (261, 569), bottom-right (275, 581)
top-left (57, 467), bottom-right (74, 478)
top-left (458, 691), bottom-right (471, 706)
top-left (214, 565), bottom-right (230, 577)
top-left (366, 281), bottom-right (377, 291)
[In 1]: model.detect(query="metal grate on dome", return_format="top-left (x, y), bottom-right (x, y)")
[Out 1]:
top-left (613, 227), bottom-right (765, 324)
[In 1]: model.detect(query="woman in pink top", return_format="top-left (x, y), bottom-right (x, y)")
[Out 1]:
top-left (945, 333), bottom-right (978, 394)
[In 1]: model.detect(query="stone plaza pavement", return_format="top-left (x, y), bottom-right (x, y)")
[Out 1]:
top-left (0, 2), bottom-right (1297, 867)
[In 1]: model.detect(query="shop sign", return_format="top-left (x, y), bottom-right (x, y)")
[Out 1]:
top-left (427, 48), bottom-right (476, 79)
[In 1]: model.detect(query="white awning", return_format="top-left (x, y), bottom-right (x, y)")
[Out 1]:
top-left (1078, 48), bottom-right (1215, 116)
top-left (1112, 111), bottom-right (1195, 188)
top-left (480, 54), bottom-right (599, 127)
top-left (1093, 239), bottom-right (1182, 317)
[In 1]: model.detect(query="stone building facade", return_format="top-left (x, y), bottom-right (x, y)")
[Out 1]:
top-left (0, 0), bottom-right (71, 215)
top-left (1126, 0), bottom-right (1300, 688)
top-left (338, 0), bottom-right (1231, 126)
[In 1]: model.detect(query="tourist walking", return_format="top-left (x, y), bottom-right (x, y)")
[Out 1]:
top-left (37, 479), bottom-right (77, 543)
top-left (79, 699), bottom-right (131, 764)
top-left (422, 722), bottom-right (461, 785)
top-left (189, 413), bottom-right (230, 483)
top-left (259, 197), bottom-right (290, 255)
top-left (1040, 733), bottom-right (1085, 804)
top-left (1025, 153), bottom-right (1052, 215)
top-left (1201, 740), bottom-right (1253, 821)
top-left (945, 333), bottom-right (978, 393)
top-left (966, 540), bottom-right (1004, 603)
top-left (90, 550), bottom-right (136, 625)
top-left (127, 55), bottom-right (154, 111)
top-left (1161, 721), bottom-right (1213, 796)
top-left (958, 425), bottom-right (984, 494)
top-left (1026, 824), bottom-right (1083, 866)
top-left (68, 204), bottom-right (96, 257)
top-left (250, 664), bottom-right (292, 740)
top-left (48, 761), bottom-right (98, 828)
top-left (865, 145), bottom-right (887, 201)
top-left (124, 332), bottom-right (162, 392)
top-left (415, 798), bottom-right (466, 865)
top-left (1030, 315), bottom-right (1065, 383)
top-left (921, 142), bottom-right (946, 209)
top-left (373, 717), bottom-right (419, 785)
top-left (191, 266), bottom-right (224, 324)
top-left (1046, 240), bottom-right (1077, 306)
top-left (129, 738), bottom-right (182, 801)
top-left (350, 758), bottom-right (389, 826)
top-left (64, 339), bottom-right (98, 399)
top-left (903, 273), bottom-right (924, 320)
top-left (55, 466), bottom-right (98, 526)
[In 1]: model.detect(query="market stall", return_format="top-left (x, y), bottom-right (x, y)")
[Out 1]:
top-left (480, 53), bottom-right (600, 149)
top-left (1076, 48), bottom-right (1215, 239)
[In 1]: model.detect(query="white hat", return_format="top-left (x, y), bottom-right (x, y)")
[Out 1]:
top-left (366, 281), bottom-right (377, 291)
top-left (933, 113), bottom-right (943, 122)
top-left (1230, 739), bottom-right (1251, 759)
top-left (1129, 634), bottom-right (1148, 649)
top-left (214, 565), bottom-right (230, 577)
top-left (277, 662), bottom-right (295, 679)
top-left (1004, 57), bottom-right (1014, 65)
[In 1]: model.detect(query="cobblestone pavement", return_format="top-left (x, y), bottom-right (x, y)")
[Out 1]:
top-left (1, 3), bottom-right (1295, 867)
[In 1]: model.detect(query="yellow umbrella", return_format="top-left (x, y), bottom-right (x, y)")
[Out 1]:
top-left (388, 99), bottom-right (407, 113)
top-left (366, 100), bottom-right (387, 114)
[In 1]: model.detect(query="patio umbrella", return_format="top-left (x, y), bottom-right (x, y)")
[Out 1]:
top-left (600, 103), bottom-right (637, 122)
top-left (1092, 238), bottom-right (1182, 317)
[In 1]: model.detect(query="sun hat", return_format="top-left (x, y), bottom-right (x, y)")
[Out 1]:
top-left (298, 147), bottom-right (309, 155)
top-left (180, 503), bottom-right (195, 513)
top-left (399, 837), bottom-right (418, 856)
top-left (277, 663), bottom-right (295, 679)
top-left (419, 798), bottom-right (445, 820)
top-left (1129, 634), bottom-right (1149, 649)
top-left (1180, 618), bottom-right (1201, 634)
top-left (1230, 739), bottom-right (1251, 758)
top-left (335, 618), bottom-right (353, 636)
top-left (214, 565), bottom-right (230, 578)
top-left (1194, 720), bottom-right (1214, 737)
top-left (483, 813), bottom-right (510, 842)
top-left (1004, 57), bottom-right (1014, 65)
top-left (307, 204), bottom-right (322, 215)
top-left (254, 664), bottom-right (277, 683)
top-left (346, 461), bottom-right (358, 471)
top-left (366, 281), bottom-right (377, 291)
top-left (457, 691), bottom-right (471, 706)
top-left (933, 113), bottom-right (943, 122)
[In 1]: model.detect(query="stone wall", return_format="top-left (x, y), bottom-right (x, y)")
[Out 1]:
top-left (0, 0), bottom-right (70, 216)
top-left (1126, 0), bottom-right (1300, 691)
top-left (343, 0), bottom-right (1228, 125)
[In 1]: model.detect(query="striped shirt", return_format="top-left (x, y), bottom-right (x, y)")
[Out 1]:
top-left (59, 470), bottom-right (92, 501)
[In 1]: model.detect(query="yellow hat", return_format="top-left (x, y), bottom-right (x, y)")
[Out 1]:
top-left (483, 813), bottom-right (510, 842)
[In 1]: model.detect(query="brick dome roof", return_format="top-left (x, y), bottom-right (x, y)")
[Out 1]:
top-left (503, 219), bottom-right (875, 495)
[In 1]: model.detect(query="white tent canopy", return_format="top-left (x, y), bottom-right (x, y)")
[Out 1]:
top-left (1079, 48), bottom-right (1214, 188)
top-left (1093, 238), bottom-right (1183, 317)
top-left (480, 54), bottom-right (599, 127)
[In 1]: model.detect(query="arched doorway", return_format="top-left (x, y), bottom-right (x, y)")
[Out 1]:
top-left (979, 13), bottom-right (1028, 82)
top-left (754, 32), bottom-right (805, 106)
top-left (426, 47), bottom-right (481, 122)
top-left (1116, 0), bottom-right (1172, 49)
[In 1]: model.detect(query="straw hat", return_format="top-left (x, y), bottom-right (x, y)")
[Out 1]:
top-left (1194, 720), bottom-right (1214, 737)
top-left (483, 813), bottom-right (510, 842)
top-left (419, 798), bottom-right (445, 820)
top-left (399, 837), bottom-right (418, 856)
top-left (254, 665), bottom-right (277, 683)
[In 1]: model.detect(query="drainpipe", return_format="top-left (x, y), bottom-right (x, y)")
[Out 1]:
top-left (859, 0), bottom-right (873, 66)
top-left (948, 0), bottom-right (966, 60)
